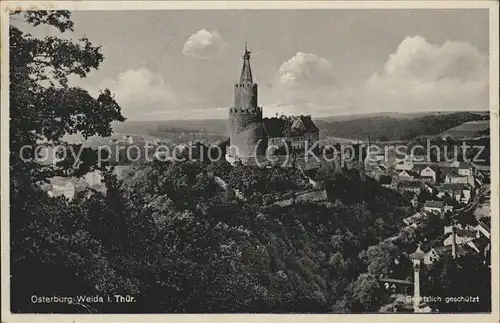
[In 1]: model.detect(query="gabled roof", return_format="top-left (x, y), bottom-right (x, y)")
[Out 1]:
top-left (399, 170), bottom-right (420, 177)
top-left (424, 200), bottom-right (445, 208)
top-left (413, 164), bottom-right (438, 172)
top-left (409, 246), bottom-right (426, 260)
top-left (477, 221), bottom-right (490, 233)
top-left (403, 212), bottom-right (428, 225)
top-left (299, 115), bottom-right (319, 132)
top-left (291, 115), bottom-right (319, 134)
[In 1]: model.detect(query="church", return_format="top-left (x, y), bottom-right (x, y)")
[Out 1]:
top-left (226, 45), bottom-right (320, 165)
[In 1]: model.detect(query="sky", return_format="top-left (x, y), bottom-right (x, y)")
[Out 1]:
top-left (14, 9), bottom-right (490, 120)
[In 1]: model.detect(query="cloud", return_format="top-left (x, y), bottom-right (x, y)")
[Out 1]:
top-left (101, 69), bottom-right (176, 107)
top-left (262, 52), bottom-right (343, 117)
top-left (71, 68), bottom-right (181, 119)
top-left (278, 52), bottom-right (337, 88)
top-left (264, 37), bottom-right (488, 118)
top-left (182, 29), bottom-right (226, 59)
top-left (358, 36), bottom-right (488, 113)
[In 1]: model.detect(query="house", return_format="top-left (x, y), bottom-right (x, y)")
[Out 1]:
top-left (398, 170), bottom-right (419, 181)
top-left (423, 248), bottom-right (440, 265)
top-left (423, 200), bottom-right (445, 215)
top-left (445, 173), bottom-right (475, 188)
top-left (84, 170), bottom-right (103, 187)
top-left (395, 160), bottom-right (413, 171)
top-left (48, 177), bottom-right (76, 200)
top-left (437, 183), bottom-right (472, 204)
top-left (120, 135), bottom-right (134, 145)
top-left (444, 205), bottom-right (454, 213)
top-left (417, 165), bottom-right (439, 184)
top-left (443, 229), bottom-right (477, 247)
top-left (397, 181), bottom-right (422, 195)
top-left (473, 163), bottom-right (490, 177)
top-left (439, 166), bottom-right (455, 183)
top-left (444, 223), bottom-right (467, 235)
top-left (475, 221), bottom-right (490, 239)
top-left (403, 211), bottom-right (429, 226)
top-left (423, 245), bottom-right (468, 265)
top-left (443, 226), bottom-right (490, 257)
top-left (458, 162), bottom-right (473, 176)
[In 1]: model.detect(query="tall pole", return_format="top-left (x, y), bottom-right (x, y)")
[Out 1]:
top-left (451, 223), bottom-right (457, 259)
top-left (410, 244), bottom-right (425, 312)
top-left (413, 258), bottom-right (421, 312)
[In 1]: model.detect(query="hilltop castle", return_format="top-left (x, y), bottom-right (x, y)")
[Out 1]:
top-left (226, 45), bottom-right (320, 164)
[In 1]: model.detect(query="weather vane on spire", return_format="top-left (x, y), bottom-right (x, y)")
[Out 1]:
top-left (243, 41), bottom-right (251, 59)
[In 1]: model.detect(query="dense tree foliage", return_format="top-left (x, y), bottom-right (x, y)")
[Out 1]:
top-left (10, 10), bottom-right (125, 313)
top-left (422, 254), bottom-right (491, 312)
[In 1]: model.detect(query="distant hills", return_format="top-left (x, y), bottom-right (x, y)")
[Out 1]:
top-left (110, 111), bottom-right (490, 143)
top-left (439, 120), bottom-right (490, 139)
top-left (315, 111), bottom-right (489, 141)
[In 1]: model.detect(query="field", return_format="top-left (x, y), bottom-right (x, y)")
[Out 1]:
top-left (439, 120), bottom-right (490, 139)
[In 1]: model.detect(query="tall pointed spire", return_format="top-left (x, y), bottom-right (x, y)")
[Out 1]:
top-left (240, 42), bottom-right (253, 84)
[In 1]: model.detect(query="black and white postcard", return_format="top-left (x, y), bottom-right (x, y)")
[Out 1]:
top-left (1, 1), bottom-right (499, 322)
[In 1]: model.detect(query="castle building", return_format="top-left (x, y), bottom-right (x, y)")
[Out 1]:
top-left (227, 45), bottom-right (319, 164)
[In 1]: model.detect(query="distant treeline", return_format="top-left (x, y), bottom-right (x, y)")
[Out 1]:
top-left (112, 119), bottom-right (229, 136)
top-left (111, 112), bottom-right (489, 142)
top-left (315, 112), bottom-right (488, 141)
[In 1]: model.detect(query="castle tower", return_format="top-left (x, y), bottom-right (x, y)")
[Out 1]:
top-left (227, 44), bottom-right (264, 161)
